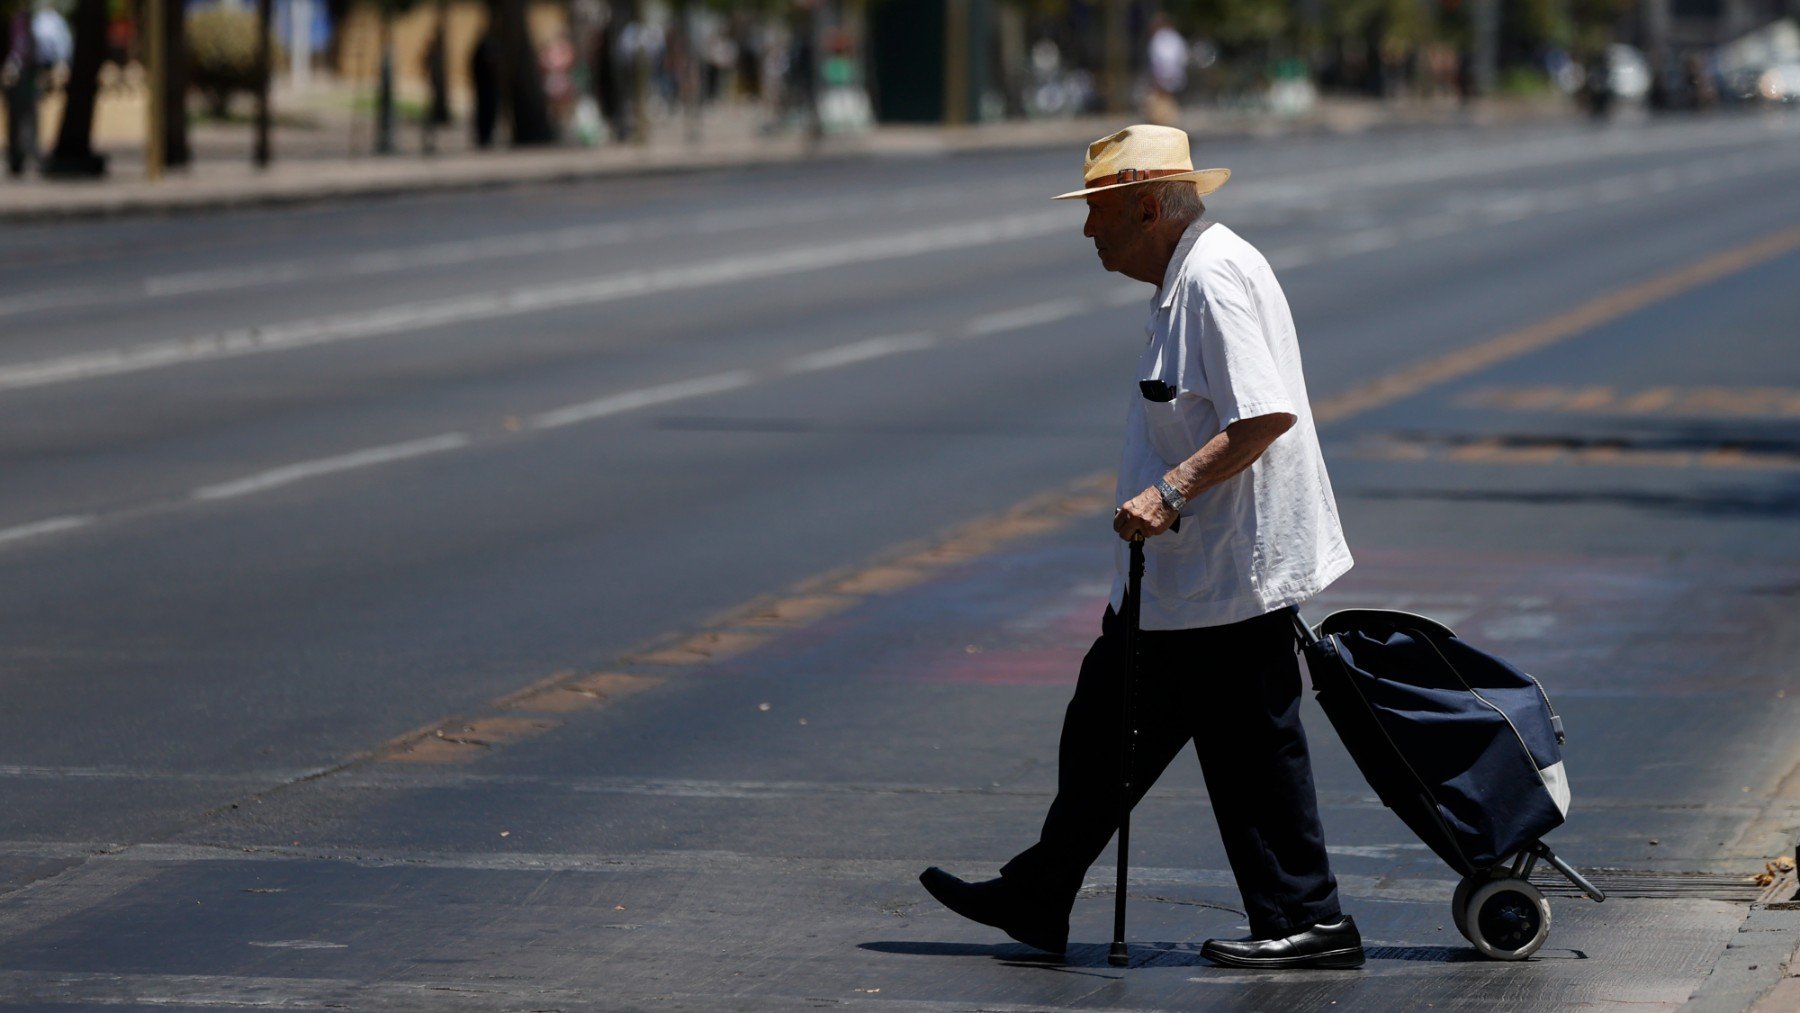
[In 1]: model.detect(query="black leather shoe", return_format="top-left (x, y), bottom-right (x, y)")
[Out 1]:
top-left (1200, 915), bottom-right (1365, 969)
top-left (918, 867), bottom-right (1069, 956)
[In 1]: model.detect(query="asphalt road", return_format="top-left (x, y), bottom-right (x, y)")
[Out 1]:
top-left (0, 109), bottom-right (1797, 1010)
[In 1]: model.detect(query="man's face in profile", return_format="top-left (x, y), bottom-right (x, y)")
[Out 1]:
top-left (1082, 188), bottom-right (1147, 276)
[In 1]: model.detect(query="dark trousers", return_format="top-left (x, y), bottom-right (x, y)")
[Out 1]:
top-left (1000, 604), bottom-right (1342, 939)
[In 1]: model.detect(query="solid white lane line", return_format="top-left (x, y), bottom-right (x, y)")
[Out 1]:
top-left (15, 186), bottom-right (977, 314)
top-left (0, 288), bottom-right (106, 317)
top-left (785, 333), bottom-right (936, 373)
top-left (183, 189), bottom-right (972, 295)
top-left (0, 211), bottom-right (1066, 395)
top-left (529, 372), bottom-right (755, 430)
top-left (1264, 151), bottom-right (1785, 269)
top-left (2, 329), bottom-right (950, 548)
top-left (1229, 115), bottom-right (1797, 205)
top-left (10, 142), bottom-right (1794, 550)
top-left (7, 120), bottom-right (1791, 325)
top-left (191, 433), bottom-right (471, 501)
top-left (142, 224), bottom-right (636, 297)
top-left (965, 297), bottom-right (1090, 337)
top-left (141, 263), bottom-right (313, 297)
top-left (0, 515), bottom-right (93, 547)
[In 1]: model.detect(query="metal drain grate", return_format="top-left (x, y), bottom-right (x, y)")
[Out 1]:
top-left (1531, 870), bottom-right (1762, 902)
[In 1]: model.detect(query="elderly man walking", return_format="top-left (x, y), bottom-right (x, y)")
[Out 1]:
top-left (920, 125), bottom-right (1361, 970)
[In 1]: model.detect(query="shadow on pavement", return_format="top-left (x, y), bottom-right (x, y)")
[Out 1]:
top-left (860, 939), bottom-right (1587, 968)
top-left (861, 939), bottom-right (1212, 970)
top-left (859, 940), bottom-right (1048, 959)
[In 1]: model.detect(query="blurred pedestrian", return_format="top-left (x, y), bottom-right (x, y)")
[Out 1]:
top-left (733, 17), bottom-right (760, 101)
top-left (30, 3), bottom-right (70, 67)
top-left (1582, 50), bottom-right (1613, 119)
top-left (1685, 54), bottom-right (1717, 110)
top-left (591, 10), bottom-right (625, 142)
top-left (3, 6), bottom-right (38, 177)
top-left (703, 24), bottom-right (732, 102)
top-left (424, 24), bottom-right (450, 128)
top-left (1145, 14), bottom-right (1185, 126)
top-left (920, 125), bottom-right (1362, 970)
top-left (783, 4), bottom-right (819, 139)
top-left (541, 32), bottom-right (575, 129)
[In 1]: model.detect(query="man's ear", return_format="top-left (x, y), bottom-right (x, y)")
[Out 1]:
top-left (1137, 190), bottom-right (1159, 225)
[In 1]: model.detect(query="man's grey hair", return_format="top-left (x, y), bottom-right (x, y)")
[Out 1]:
top-left (1146, 180), bottom-right (1205, 224)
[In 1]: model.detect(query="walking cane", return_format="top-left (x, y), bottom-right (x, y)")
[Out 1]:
top-left (1109, 534), bottom-right (1146, 968)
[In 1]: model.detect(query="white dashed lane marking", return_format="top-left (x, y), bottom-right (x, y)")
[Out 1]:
top-left (0, 515), bottom-right (94, 547)
top-left (528, 372), bottom-right (756, 431)
top-left (785, 333), bottom-right (937, 373)
top-left (5, 135), bottom-right (1798, 550)
top-left (191, 433), bottom-right (473, 501)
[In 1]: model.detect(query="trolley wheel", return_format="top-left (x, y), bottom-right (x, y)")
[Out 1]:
top-left (1450, 872), bottom-right (1491, 942)
top-left (1462, 877), bottom-right (1552, 960)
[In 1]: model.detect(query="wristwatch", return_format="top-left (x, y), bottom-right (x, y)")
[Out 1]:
top-left (1156, 478), bottom-right (1187, 512)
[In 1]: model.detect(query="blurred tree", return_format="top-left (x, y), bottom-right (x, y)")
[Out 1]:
top-left (1326, 0), bottom-right (1438, 94)
top-left (1184, 0), bottom-right (1291, 54)
top-left (154, 0), bottom-right (191, 165)
top-left (371, 0), bottom-right (409, 153)
top-left (256, 0), bottom-right (274, 163)
top-left (1508, 0), bottom-right (1571, 52)
top-left (44, 0), bottom-right (107, 176)
top-left (326, 0), bottom-right (352, 71)
top-left (487, 0), bottom-right (553, 143)
top-left (1567, 0), bottom-right (1631, 59)
top-left (188, 4), bottom-right (281, 118)
top-left (425, 0), bottom-right (450, 127)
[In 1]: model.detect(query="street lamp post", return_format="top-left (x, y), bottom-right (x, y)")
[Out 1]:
top-left (146, 0), bottom-right (165, 180)
top-left (376, 2), bottom-right (396, 154)
top-left (945, 0), bottom-right (968, 125)
top-left (255, 0), bottom-right (274, 166)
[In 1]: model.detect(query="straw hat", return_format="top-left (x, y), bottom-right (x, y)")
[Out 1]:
top-left (1051, 124), bottom-right (1230, 201)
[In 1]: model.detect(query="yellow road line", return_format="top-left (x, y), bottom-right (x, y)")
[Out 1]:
top-left (1315, 225), bottom-right (1800, 425)
top-left (363, 474), bottom-right (1115, 765)
top-left (1358, 436), bottom-right (1800, 471)
top-left (367, 224), bottom-right (1800, 768)
top-left (1464, 384), bottom-right (1800, 418)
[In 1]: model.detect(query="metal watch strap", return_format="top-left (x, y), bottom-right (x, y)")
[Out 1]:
top-left (1156, 478), bottom-right (1186, 512)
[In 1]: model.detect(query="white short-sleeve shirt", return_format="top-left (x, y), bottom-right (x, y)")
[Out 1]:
top-left (1111, 218), bottom-right (1353, 630)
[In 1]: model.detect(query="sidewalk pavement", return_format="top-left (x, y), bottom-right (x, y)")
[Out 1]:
top-left (0, 95), bottom-right (1572, 223)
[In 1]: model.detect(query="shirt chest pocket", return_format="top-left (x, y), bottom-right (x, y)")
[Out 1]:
top-left (1139, 378), bottom-right (1201, 466)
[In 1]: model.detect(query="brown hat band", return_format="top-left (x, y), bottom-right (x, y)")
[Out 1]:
top-left (1082, 167), bottom-right (1191, 188)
